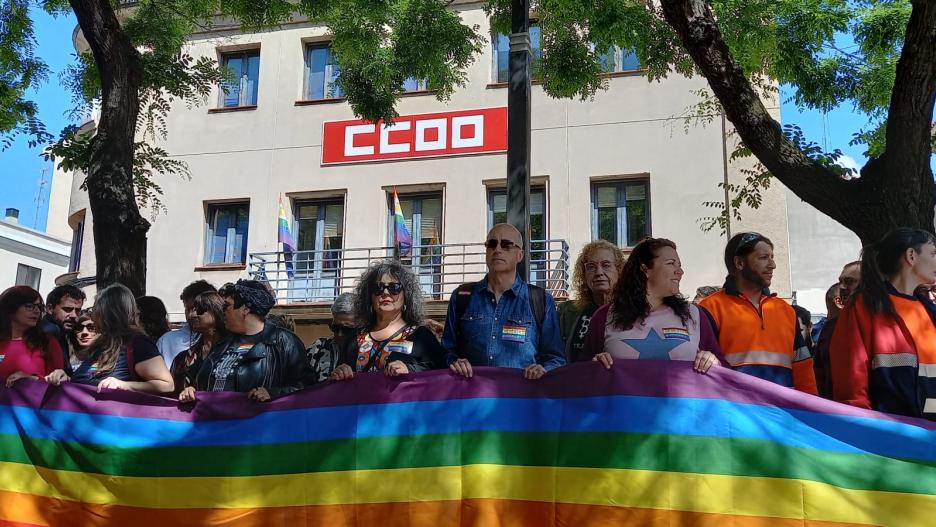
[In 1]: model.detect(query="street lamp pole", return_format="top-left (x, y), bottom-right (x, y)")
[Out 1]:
top-left (506, 0), bottom-right (532, 282)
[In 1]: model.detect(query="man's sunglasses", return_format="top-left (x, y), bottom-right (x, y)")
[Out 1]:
top-left (373, 282), bottom-right (404, 295)
top-left (485, 239), bottom-right (520, 250)
top-left (734, 232), bottom-right (766, 255)
top-left (329, 324), bottom-right (356, 335)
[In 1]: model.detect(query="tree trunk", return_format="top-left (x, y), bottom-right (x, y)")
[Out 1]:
top-left (658, 0), bottom-right (936, 246)
top-left (70, 0), bottom-right (148, 296)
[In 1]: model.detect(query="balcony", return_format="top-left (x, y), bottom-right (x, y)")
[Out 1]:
top-left (248, 240), bottom-right (570, 310)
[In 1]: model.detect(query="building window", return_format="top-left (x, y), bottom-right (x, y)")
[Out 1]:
top-left (15, 264), bottom-right (41, 290)
top-left (402, 77), bottom-right (429, 93)
top-left (305, 44), bottom-right (343, 100)
top-left (220, 49), bottom-right (260, 108)
top-left (68, 219), bottom-right (84, 273)
top-left (488, 188), bottom-right (550, 286)
top-left (596, 46), bottom-right (641, 73)
top-left (387, 193), bottom-right (443, 298)
top-left (291, 200), bottom-right (344, 301)
top-left (591, 180), bottom-right (649, 248)
top-left (492, 25), bottom-right (542, 83)
top-left (487, 188), bottom-right (546, 241)
top-left (204, 202), bottom-right (250, 265)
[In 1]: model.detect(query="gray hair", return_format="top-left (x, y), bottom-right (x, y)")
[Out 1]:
top-left (331, 292), bottom-right (355, 316)
top-left (353, 260), bottom-right (425, 329)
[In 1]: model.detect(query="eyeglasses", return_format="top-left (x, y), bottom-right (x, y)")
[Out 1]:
top-left (21, 303), bottom-right (44, 313)
top-left (373, 282), bottom-right (404, 296)
top-left (329, 323), bottom-right (356, 336)
top-left (485, 239), bottom-right (520, 251)
top-left (77, 323), bottom-right (97, 333)
top-left (584, 261), bottom-right (614, 273)
top-left (734, 232), bottom-right (765, 255)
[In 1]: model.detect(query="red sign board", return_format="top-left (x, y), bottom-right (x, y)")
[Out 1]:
top-left (321, 107), bottom-right (507, 165)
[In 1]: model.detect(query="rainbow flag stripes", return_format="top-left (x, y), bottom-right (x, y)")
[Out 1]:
top-left (662, 327), bottom-right (691, 342)
top-left (500, 324), bottom-right (527, 343)
top-left (277, 195), bottom-right (295, 279)
top-left (0, 361), bottom-right (933, 526)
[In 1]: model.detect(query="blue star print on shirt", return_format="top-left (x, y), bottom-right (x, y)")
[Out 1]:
top-left (621, 329), bottom-right (683, 360)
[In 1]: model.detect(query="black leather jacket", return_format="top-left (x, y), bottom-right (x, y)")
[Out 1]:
top-left (194, 323), bottom-right (309, 397)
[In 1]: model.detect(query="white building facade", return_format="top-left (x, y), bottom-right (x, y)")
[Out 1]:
top-left (64, 3), bottom-right (795, 337)
top-left (0, 209), bottom-right (72, 299)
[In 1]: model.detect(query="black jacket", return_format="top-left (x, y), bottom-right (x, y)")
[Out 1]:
top-left (40, 315), bottom-right (72, 375)
top-left (194, 323), bottom-right (309, 398)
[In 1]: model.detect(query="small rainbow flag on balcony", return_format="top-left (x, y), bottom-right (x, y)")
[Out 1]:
top-left (392, 188), bottom-right (412, 257)
top-left (277, 195), bottom-right (295, 279)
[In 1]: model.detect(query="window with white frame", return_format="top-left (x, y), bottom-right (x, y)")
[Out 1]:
top-left (219, 50), bottom-right (260, 108)
top-left (68, 219), bottom-right (84, 273)
top-left (492, 24), bottom-right (542, 83)
top-left (402, 77), bottom-right (430, 93)
top-left (15, 264), bottom-right (41, 290)
top-left (204, 202), bottom-right (250, 265)
top-left (487, 188), bottom-right (546, 242)
top-left (305, 44), bottom-right (344, 100)
top-left (595, 45), bottom-right (641, 73)
top-left (591, 180), bottom-right (650, 247)
top-left (387, 193), bottom-right (443, 297)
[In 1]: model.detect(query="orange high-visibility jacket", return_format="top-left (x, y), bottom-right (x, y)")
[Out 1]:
top-left (700, 280), bottom-right (817, 395)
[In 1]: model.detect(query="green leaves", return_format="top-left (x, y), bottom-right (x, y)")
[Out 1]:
top-left (0, 0), bottom-right (53, 148)
top-left (320, 0), bottom-right (483, 122)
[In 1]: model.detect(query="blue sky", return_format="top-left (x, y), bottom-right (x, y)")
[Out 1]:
top-left (2, 10), bottom-right (932, 233)
top-left (1, 8), bottom-right (77, 231)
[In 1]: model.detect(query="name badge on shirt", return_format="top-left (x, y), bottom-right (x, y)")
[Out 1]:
top-left (501, 324), bottom-right (527, 343)
top-left (662, 327), bottom-right (690, 342)
top-left (385, 341), bottom-right (414, 355)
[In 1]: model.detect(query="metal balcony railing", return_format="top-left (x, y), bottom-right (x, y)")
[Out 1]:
top-left (248, 240), bottom-right (570, 304)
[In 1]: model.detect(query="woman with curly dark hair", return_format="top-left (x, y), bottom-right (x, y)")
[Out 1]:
top-left (330, 260), bottom-right (444, 380)
top-left (581, 238), bottom-right (723, 373)
top-left (558, 240), bottom-right (625, 362)
top-left (0, 286), bottom-right (66, 386)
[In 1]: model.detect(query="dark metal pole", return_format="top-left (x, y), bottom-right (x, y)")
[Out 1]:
top-left (506, 0), bottom-right (531, 282)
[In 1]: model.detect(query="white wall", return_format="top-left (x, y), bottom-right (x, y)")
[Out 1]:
top-left (0, 220), bottom-right (71, 299)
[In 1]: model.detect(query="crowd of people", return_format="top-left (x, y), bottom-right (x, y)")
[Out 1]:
top-left (1, 224), bottom-right (934, 422)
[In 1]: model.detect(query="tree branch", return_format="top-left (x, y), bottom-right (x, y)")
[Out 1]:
top-left (878, 1), bottom-right (936, 194)
top-left (657, 0), bottom-right (927, 244)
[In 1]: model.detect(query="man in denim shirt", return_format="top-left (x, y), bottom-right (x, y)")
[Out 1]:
top-left (442, 224), bottom-right (566, 379)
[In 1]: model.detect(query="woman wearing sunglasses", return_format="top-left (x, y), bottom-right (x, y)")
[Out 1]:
top-left (65, 313), bottom-right (99, 374)
top-left (0, 286), bottom-right (66, 387)
top-left (330, 260), bottom-right (444, 381)
top-left (172, 292), bottom-right (227, 400)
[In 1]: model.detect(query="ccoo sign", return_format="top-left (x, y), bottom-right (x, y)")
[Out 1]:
top-left (321, 107), bottom-right (507, 165)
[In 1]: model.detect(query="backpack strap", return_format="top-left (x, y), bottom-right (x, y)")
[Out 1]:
top-left (528, 284), bottom-right (546, 341)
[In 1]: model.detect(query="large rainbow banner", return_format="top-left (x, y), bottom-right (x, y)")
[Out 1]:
top-left (0, 361), bottom-right (933, 526)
